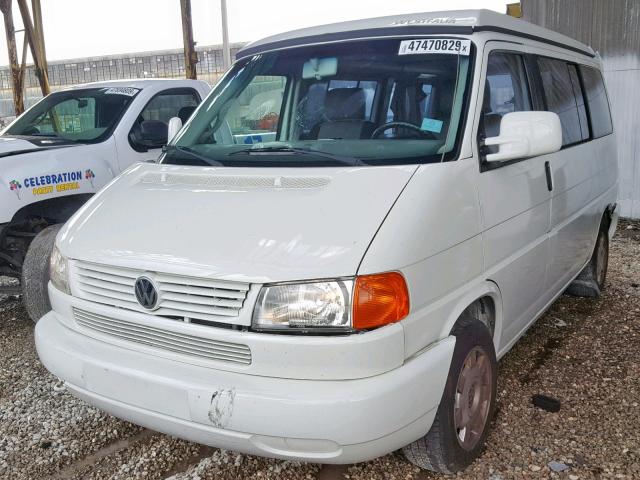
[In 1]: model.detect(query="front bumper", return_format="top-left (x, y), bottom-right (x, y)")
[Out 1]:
top-left (36, 310), bottom-right (455, 463)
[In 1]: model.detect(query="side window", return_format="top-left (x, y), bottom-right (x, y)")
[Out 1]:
top-left (580, 66), bottom-right (613, 138)
top-left (481, 52), bottom-right (532, 142)
top-left (139, 89), bottom-right (200, 125)
top-left (130, 89), bottom-right (200, 151)
top-left (537, 58), bottom-right (587, 146)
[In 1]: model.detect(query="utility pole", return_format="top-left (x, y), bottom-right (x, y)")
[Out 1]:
top-left (180, 0), bottom-right (198, 79)
top-left (17, 0), bottom-right (49, 95)
top-left (0, 0), bottom-right (25, 115)
top-left (221, 0), bottom-right (231, 70)
top-left (31, 0), bottom-right (48, 74)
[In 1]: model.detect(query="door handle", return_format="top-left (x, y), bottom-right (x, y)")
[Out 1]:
top-left (544, 161), bottom-right (553, 192)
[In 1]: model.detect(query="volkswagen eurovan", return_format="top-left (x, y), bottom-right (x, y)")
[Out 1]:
top-left (35, 10), bottom-right (618, 473)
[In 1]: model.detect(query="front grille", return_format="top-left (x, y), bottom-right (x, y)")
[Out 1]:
top-left (74, 308), bottom-right (252, 365)
top-left (73, 261), bottom-right (250, 324)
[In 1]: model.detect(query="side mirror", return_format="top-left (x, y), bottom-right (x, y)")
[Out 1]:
top-left (168, 116), bottom-right (183, 142)
top-left (483, 111), bottom-right (562, 163)
top-left (139, 120), bottom-right (168, 149)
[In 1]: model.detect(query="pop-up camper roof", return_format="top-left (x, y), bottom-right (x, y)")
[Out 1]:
top-left (237, 9), bottom-right (595, 59)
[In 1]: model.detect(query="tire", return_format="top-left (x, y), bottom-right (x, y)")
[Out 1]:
top-left (403, 316), bottom-right (497, 474)
top-left (566, 227), bottom-right (609, 298)
top-left (22, 224), bottom-right (62, 323)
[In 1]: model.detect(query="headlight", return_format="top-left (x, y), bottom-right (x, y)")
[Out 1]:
top-left (49, 244), bottom-right (70, 294)
top-left (253, 279), bottom-right (353, 332)
top-left (252, 272), bottom-right (410, 333)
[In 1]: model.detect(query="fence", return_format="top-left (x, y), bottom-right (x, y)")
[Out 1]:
top-left (0, 43), bottom-right (244, 123)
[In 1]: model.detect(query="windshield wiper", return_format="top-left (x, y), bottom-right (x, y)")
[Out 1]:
top-left (163, 145), bottom-right (224, 167)
top-left (229, 146), bottom-right (364, 166)
top-left (28, 132), bottom-right (60, 137)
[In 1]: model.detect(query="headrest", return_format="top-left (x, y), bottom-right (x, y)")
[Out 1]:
top-left (324, 88), bottom-right (366, 121)
top-left (437, 85), bottom-right (454, 113)
top-left (178, 106), bottom-right (197, 123)
top-left (483, 82), bottom-right (492, 112)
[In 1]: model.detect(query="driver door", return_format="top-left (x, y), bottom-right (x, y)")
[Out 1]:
top-left (125, 88), bottom-right (201, 166)
top-left (475, 43), bottom-right (552, 351)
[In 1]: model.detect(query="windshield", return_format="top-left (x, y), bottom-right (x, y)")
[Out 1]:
top-left (164, 38), bottom-right (472, 167)
top-left (4, 87), bottom-right (139, 143)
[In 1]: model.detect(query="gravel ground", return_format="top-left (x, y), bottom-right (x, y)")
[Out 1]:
top-left (0, 219), bottom-right (638, 479)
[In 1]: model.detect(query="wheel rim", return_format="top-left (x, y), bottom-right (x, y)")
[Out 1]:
top-left (595, 235), bottom-right (607, 286)
top-left (454, 346), bottom-right (492, 451)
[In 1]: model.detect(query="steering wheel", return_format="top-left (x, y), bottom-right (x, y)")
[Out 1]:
top-left (370, 121), bottom-right (437, 140)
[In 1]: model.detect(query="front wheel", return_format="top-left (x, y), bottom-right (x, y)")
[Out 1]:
top-left (22, 224), bottom-right (62, 323)
top-left (403, 317), bottom-right (497, 474)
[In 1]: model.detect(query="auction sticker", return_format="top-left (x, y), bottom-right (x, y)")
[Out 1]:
top-left (103, 87), bottom-right (140, 96)
top-left (398, 39), bottom-right (471, 56)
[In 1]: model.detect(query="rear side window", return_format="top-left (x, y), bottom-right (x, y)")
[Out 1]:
top-left (580, 66), bottom-right (613, 138)
top-left (140, 89), bottom-right (200, 124)
top-left (481, 52), bottom-right (532, 142)
top-left (538, 58), bottom-right (588, 146)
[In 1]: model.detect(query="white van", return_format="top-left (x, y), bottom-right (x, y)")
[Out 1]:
top-left (35, 10), bottom-right (618, 473)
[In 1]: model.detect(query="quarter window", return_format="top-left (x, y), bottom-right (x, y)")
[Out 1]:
top-left (538, 58), bottom-right (587, 146)
top-left (580, 66), bottom-right (613, 138)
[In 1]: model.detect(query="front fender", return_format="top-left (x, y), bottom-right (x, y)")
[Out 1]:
top-left (0, 141), bottom-right (117, 224)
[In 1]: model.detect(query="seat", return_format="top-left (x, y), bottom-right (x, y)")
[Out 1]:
top-left (428, 85), bottom-right (454, 140)
top-left (315, 88), bottom-right (374, 140)
top-left (482, 83), bottom-right (502, 139)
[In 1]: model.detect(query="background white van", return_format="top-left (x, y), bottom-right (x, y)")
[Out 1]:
top-left (35, 10), bottom-right (618, 474)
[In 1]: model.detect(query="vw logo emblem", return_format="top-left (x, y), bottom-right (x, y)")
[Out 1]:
top-left (134, 276), bottom-right (159, 310)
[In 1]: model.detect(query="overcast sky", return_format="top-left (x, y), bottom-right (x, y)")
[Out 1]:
top-left (0, 0), bottom-right (507, 66)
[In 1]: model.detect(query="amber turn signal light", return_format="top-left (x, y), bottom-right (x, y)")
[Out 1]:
top-left (353, 272), bottom-right (410, 329)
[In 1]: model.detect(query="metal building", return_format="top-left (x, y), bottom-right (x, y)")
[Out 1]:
top-left (0, 43), bottom-right (244, 124)
top-left (521, 0), bottom-right (640, 218)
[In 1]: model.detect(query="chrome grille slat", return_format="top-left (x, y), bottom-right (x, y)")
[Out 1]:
top-left (78, 283), bottom-right (137, 303)
top-left (77, 310), bottom-right (249, 350)
top-left (159, 283), bottom-right (246, 299)
top-left (77, 318), bottom-right (250, 361)
top-left (76, 310), bottom-right (248, 352)
top-left (160, 291), bottom-right (243, 308)
top-left (160, 299), bottom-right (239, 316)
top-left (78, 263), bottom-right (139, 279)
top-left (74, 309), bottom-right (251, 365)
top-left (73, 261), bottom-right (250, 323)
top-left (78, 278), bottom-right (134, 295)
top-left (155, 274), bottom-right (250, 291)
top-left (77, 269), bottom-right (136, 286)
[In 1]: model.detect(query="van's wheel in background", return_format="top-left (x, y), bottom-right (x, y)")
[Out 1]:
top-left (566, 228), bottom-right (609, 298)
top-left (22, 224), bottom-right (62, 323)
top-left (403, 316), bottom-right (497, 474)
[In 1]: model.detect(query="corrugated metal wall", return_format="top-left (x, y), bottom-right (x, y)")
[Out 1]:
top-left (521, 0), bottom-right (640, 219)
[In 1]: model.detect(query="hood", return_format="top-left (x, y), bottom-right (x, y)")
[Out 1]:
top-left (59, 162), bottom-right (417, 283)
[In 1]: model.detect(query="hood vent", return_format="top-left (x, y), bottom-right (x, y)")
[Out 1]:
top-left (141, 172), bottom-right (331, 190)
